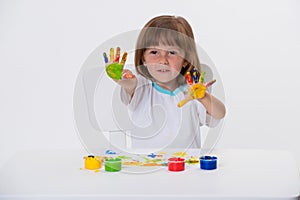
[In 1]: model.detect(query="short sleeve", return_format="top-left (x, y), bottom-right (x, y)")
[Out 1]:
top-left (120, 74), bottom-right (151, 108)
top-left (120, 75), bottom-right (153, 127)
top-left (205, 113), bottom-right (221, 127)
top-left (194, 101), bottom-right (221, 127)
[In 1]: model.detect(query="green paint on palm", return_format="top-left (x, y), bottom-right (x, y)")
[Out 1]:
top-left (106, 63), bottom-right (123, 80)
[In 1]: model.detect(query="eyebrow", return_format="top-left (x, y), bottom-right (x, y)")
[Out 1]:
top-left (147, 46), bottom-right (182, 51)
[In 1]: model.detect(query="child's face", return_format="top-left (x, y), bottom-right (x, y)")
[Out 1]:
top-left (143, 45), bottom-right (186, 87)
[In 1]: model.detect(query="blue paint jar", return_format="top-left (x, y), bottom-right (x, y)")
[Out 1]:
top-left (200, 156), bottom-right (217, 170)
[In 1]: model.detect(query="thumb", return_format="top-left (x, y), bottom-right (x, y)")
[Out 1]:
top-left (122, 69), bottom-right (135, 79)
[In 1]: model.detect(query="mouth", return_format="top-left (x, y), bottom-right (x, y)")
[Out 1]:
top-left (157, 69), bottom-right (170, 73)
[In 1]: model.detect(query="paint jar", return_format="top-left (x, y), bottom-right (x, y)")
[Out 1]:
top-left (84, 155), bottom-right (103, 170)
top-left (168, 157), bottom-right (185, 172)
top-left (200, 156), bottom-right (217, 170)
top-left (105, 158), bottom-right (122, 172)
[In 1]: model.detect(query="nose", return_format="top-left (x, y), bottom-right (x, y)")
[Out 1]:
top-left (159, 51), bottom-right (169, 65)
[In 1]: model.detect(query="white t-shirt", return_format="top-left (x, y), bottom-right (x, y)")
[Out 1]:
top-left (120, 74), bottom-right (219, 149)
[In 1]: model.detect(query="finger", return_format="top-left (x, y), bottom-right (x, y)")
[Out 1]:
top-left (191, 68), bottom-right (200, 83)
top-left (109, 48), bottom-right (114, 62)
top-left (122, 69), bottom-right (135, 79)
top-left (178, 99), bottom-right (190, 108)
top-left (200, 71), bottom-right (205, 84)
top-left (103, 52), bottom-right (108, 64)
top-left (185, 72), bottom-right (193, 85)
top-left (122, 72), bottom-right (135, 79)
top-left (204, 79), bottom-right (216, 87)
top-left (115, 47), bottom-right (120, 62)
top-left (122, 69), bottom-right (131, 73)
top-left (120, 52), bottom-right (128, 66)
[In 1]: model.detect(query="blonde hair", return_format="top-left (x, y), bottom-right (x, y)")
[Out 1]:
top-left (135, 15), bottom-right (201, 85)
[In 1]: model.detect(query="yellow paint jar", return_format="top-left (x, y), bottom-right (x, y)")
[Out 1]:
top-left (84, 155), bottom-right (103, 170)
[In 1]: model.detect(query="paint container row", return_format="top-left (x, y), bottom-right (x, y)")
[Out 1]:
top-left (84, 155), bottom-right (217, 172)
top-left (168, 156), bottom-right (218, 171)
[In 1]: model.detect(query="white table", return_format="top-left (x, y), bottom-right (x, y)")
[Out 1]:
top-left (0, 149), bottom-right (299, 199)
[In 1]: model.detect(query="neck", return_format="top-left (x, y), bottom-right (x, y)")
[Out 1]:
top-left (155, 81), bottom-right (179, 92)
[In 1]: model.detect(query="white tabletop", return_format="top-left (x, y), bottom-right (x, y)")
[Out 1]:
top-left (0, 149), bottom-right (299, 200)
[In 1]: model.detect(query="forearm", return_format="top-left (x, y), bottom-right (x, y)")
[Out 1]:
top-left (198, 92), bottom-right (226, 119)
top-left (115, 78), bottom-right (137, 98)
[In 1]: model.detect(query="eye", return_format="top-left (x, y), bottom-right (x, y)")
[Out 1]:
top-left (150, 50), bottom-right (158, 55)
top-left (169, 50), bottom-right (178, 55)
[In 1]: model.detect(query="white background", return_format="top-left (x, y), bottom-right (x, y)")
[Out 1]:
top-left (0, 0), bottom-right (300, 169)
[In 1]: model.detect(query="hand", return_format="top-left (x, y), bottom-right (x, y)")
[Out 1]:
top-left (189, 83), bottom-right (207, 99)
top-left (103, 47), bottom-right (135, 80)
top-left (177, 69), bottom-right (216, 107)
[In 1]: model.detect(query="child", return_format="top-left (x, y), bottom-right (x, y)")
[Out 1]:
top-left (104, 15), bottom-right (226, 149)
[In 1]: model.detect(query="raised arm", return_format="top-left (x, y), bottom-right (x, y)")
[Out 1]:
top-left (177, 70), bottom-right (226, 119)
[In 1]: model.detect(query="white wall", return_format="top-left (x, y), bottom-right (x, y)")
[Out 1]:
top-left (0, 0), bottom-right (300, 168)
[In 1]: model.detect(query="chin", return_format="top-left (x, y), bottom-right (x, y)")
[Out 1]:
top-left (156, 77), bottom-right (176, 83)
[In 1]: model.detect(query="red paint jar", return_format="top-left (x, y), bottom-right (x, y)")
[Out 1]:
top-left (168, 157), bottom-right (185, 171)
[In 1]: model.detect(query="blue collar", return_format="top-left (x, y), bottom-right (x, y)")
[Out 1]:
top-left (152, 82), bottom-right (184, 96)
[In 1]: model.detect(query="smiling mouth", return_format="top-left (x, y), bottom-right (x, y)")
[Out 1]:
top-left (158, 69), bottom-right (170, 72)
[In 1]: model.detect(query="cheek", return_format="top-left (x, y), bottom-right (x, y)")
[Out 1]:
top-left (170, 61), bottom-right (184, 72)
top-left (173, 65), bottom-right (182, 72)
top-left (144, 54), bottom-right (158, 63)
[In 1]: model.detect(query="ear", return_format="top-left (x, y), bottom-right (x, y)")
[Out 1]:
top-left (142, 57), bottom-right (146, 66)
top-left (182, 61), bottom-right (188, 68)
